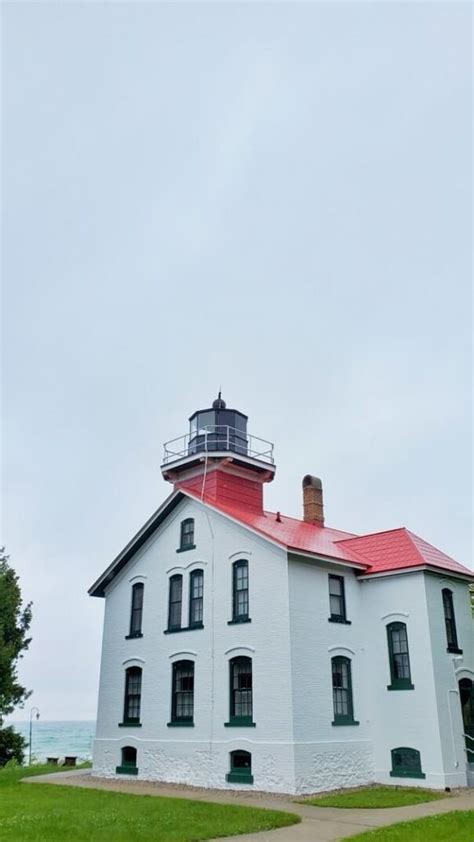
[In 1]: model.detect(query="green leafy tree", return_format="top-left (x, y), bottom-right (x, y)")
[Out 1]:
top-left (0, 548), bottom-right (32, 765)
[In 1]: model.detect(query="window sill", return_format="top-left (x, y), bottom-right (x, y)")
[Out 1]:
top-left (332, 719), bottom-right (360, 727)
top-left (125, 632), bottom-right (143, 640)
top-left (328, 616), bottom-right (351, 625)
top-left (118, 722), bottom-right (142, 728)
top-left (227, 617), bottom-right (252, 625)
top-left (387, 684), bottom-right (415, 691)
top-left (164, 624), bottom-right (204, 634)
top-left (447, 646), bottom-right (463, 654)
top-left (167, 721), bottom-right (194, 727)
top-left (226, 772), bottom-right (254, 784)
top-left (224, 720), bottom-right (256, 728)
top-left (116, 765), bottom-right (138, 775)
top-left (390, 770), bottom-right (426, 779)
top-left (176, 545), bottom-right (196, 553)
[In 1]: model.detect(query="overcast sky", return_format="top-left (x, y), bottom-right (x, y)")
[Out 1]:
top-left (3, 2), bottom-right (472, 722)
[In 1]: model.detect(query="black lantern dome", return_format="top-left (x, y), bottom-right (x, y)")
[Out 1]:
top-left (188, 393), bottom-right (248, 456)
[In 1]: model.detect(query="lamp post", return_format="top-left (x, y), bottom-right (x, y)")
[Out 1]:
top-left (28, 707), bottom-right (40, 766)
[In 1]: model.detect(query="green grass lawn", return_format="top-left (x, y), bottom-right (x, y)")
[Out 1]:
top-left (347, 810), bottom-right (474, 841)
top-left (0, 764), bottom-right (299, 842)
top-left (301, 785), bottom-right (447, 808)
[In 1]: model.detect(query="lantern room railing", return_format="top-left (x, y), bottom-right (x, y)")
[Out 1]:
top-left (162, 425), bottom-right (274, 466)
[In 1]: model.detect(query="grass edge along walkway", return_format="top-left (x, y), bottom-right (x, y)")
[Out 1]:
top-left (0, 764), bottom-right (300, 842)
top-left (299, 784), bottom-right (447, 809)
top-left (345, 809), bottom-right (474, 841)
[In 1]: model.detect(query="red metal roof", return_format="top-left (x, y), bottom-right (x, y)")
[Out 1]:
top-left (181, 487), bottom-right (473, 578)
top-left (181, 486), bottom-right (360, 563)
top-left (336, 528), bottom-right (473, 576)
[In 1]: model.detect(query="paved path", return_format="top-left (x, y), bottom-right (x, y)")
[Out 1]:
top-left (23, 770), bottom-right (474, 841)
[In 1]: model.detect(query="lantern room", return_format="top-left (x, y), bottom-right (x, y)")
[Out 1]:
top-left (161, 394), bottom-right (275, 487)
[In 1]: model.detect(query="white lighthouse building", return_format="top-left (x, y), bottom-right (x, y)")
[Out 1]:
top-left (90, 396), bottom-right (474, 793)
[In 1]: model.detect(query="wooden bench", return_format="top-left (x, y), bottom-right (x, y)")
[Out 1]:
top-left (63, 756), bottom-right (77, 767)
top-left (46, 757), bottom-right (58, 765)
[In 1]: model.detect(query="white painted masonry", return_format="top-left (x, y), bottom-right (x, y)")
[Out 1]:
top-left (92, 494), bottom-right (474, 793)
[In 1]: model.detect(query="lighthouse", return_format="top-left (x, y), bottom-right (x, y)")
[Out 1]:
top-left (161, 393), bottom-right (275, 512)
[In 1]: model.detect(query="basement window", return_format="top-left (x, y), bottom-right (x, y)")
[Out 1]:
top-left (390, 747), bottom-right (425, 779)
top-left (116, 745), bottom-right (138, 775)
top-left (226, 750), bottom-right (253, 784)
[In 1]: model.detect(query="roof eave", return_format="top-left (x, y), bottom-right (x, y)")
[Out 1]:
top-left (88, 489), bottom-right (184, 597)
top-left (287, 547), bottom-right (368, 570)
top-left (357, 564), bottom-right (474, 582)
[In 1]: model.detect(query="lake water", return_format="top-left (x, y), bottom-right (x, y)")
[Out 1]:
top-left (9, 720), bottom-right (95, 762)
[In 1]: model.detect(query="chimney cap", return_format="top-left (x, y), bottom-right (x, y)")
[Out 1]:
top-left (303, 474), bottom-right (322, 490)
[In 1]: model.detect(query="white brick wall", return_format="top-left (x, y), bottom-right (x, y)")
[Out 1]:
top-left (93, 497), bottom-right (474, 793)
top-left (94, 498), bottom-right (296, 793)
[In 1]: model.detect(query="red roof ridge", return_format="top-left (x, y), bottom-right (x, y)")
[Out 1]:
top-left (335, 526), bottom-right (409, 545)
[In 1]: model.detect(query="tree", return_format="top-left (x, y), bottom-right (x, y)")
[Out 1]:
top-left (0, 548), bottom-right (32, 765)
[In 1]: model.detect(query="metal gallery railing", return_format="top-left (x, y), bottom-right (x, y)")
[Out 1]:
top-left (162, 425), bottom-right (274, 466)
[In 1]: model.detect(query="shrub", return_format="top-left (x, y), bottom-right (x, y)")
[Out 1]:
top-left (0, 725), bottom-right (27, 766)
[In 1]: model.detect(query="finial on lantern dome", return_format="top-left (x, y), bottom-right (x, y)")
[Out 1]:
top-left (212, 390), bottom-right (226, 410)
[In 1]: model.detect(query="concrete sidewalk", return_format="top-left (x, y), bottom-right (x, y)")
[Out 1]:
top-left (23, 770), bottom-right (474, 841)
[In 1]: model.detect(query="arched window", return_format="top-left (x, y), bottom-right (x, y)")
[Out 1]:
top-left (386, 622), bottom-right (414, 690)
top-left (231, 560), bottom-right (250, 623)
top-left (122, 667), bottom-right (142, 725)
top-left (169, 660), bottom-right (194, 725)
top-left (227, 656), bottom-right (253, 726)
top-left (128, 583), bottom-right (144, 638)
top-left (442, 589), bottom-right (461, 652)
top-left (331, 656), bottom-right (358, 726)
top-left (167, 574), bottom-right (183, 631)
top-left (116, 745), bottom-right (138, 775)
top-left (189, 569), bottom-right (204, 628)
top-left (226, 750), bottom-right (253, 784)
top-left (390, 747), bottom-right (425, 779)
top-left (178, 518), bottom-right (195, 551)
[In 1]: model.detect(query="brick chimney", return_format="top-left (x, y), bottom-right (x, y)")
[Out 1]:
top-left (302, 475), bottom-right (324, 525)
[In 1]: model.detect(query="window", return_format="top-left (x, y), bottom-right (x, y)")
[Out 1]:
top-left (167, 575), bottom-right (183, 630)
top-left (328, 575), bottom-right (348, 622)
top-left (122, 667), bottom-right (142, 725)
top-left (226, 750), bottom-right (253, 784)
top-left (189, 570), bottom-right (204, 628)
top-left (178, 518), bottom-right (195, 551)
top-left (116, 745), bottom-right (138, 775)
top-left (231, 560), bottom-right (250, 623)
top-left (226, 656), bottom-right (254, 726)
top-left (127, 583), bottom-right (144, 638)
top-left (331, 656), bottom-right (358, 726)
top-left (169, 660), bottom-right (194, 725)
top-left (442, 589), bottom-right (461, 652)
top-left (387, 622), bottom-right (414, 690)
top-left (390, 747), bottom-right (425, 779)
